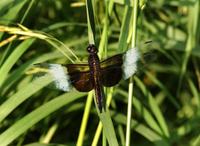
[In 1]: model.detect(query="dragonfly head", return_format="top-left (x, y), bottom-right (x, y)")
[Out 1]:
top-left (87, 44), bottom-right (98, 54)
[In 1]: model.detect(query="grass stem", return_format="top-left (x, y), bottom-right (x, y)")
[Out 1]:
top-left (126, 0), bottom-right (138, 146)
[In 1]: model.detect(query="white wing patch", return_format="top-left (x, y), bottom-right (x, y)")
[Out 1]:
top-left (122, 47), bottom-right (140, 79)
top-left (49, 64), bottom-right (71, 92)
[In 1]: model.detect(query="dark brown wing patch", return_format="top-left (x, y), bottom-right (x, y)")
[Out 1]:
top-left (100, 54), bottom-right (123, 87)
top-left (66, 64), bottom-right (93, 92)
top-left (101, 67), bottom-right (122, 87)
top-left (100, 54), bottom-right (123, 68)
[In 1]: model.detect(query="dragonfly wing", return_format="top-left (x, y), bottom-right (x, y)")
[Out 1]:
top-left (122, 47), bottom-right (140, 79)
top-left (100, 54), bottom-right (123, 68)
top-left (66, 64), bottom-right (93, 92)
top-left (48, 64), bottom-right (72, 91)
top-left (100, 54), bottom-right (123, 87)
top-left (100, 47), bottom-right (140, 86)
top-left (27, 63), bottom-right (72, 92)
top-left (100, 66), bottom-right (123, 87)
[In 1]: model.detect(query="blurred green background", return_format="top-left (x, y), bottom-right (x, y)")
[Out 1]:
top-left (0, 0), bottom-right (199, 146)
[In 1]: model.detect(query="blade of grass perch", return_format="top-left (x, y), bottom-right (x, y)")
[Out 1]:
top-left (126, 0), bottom-right (138, 146)
top-left (99, 111), bottom-right (119, 146)
top-left (77, 0), bottom-right (119, 145)
top-left (76, 0), bottom-right (95, 146)
top-left (92, 88), bottom-right (114, 146)
top-left (96, 1), bottom-right (119, 146)
top-left (96, 7), bottom-right (110, 146)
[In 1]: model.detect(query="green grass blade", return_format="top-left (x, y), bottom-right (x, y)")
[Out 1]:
top-left (0, 39), bottom-right (35, 86)
top-left (145, 71), bottom-right (180, 109)
top-left (134, 76), bottom-right (170, 137)
top-left (1, 51), bottom-right (64, 94)
top-left (0, 75), bottom-right (52, 123)
top-left (76, 1), bottom-right (96, 146)
top-left (117, 89), bottom-right (164, 136)
top-left (99, 112), bottom-right (119, 146)
top-left (113, 113), bottom-right (170, 146)
top-left (86, 0), bottom-right (95, 44)
top-left (0, 91), bottom-right (85, 146)
top-left (76, 92), bottom-right (93, 146)
top-left (148, 93), bottom-right (170, 137)
top-left (118, 6), bottom-right (132, 52)
top-left (187, 78), bottom-right (200, 109)
top-left (177, 0), bottom-right (199, 95)
top-left (0, 0), bottom-right (29, 24)
top-left (126, 0), bottom-right (138, 145)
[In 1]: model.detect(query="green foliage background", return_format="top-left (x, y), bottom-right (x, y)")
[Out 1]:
top-left (0, 0), bottom-right (199, 146)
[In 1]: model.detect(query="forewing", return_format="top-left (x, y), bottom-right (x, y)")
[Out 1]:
top-left (100, 54), bottom-right (123, 69)
top-left (100, 54), bottom-right (123, 87)
top-left (66, 63), bottom-right (90, 73)
top-left (100, 47), bottom-right (140, 85)
top-left (66, 64), bottom-right (93, 92)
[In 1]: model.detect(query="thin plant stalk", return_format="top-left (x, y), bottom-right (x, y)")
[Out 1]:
top-left (76, 0), bottom-right (95, 145)
top-left (76, 92), bottom-right (93, 146)
top-left (125, 0), bottom-right (138, 146)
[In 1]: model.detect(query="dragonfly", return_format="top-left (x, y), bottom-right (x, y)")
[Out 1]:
top-left (28, 44), bottom-right (140, 112)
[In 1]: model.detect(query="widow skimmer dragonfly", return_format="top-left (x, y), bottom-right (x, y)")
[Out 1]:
top-left (29, 44), bottom-right (140, 112)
